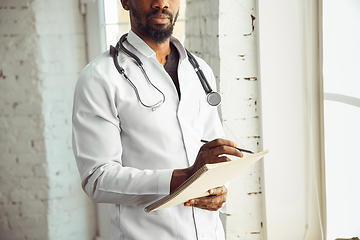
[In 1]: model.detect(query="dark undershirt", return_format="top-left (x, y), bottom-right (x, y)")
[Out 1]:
top-left (164, 42), bottom-right (181, 99)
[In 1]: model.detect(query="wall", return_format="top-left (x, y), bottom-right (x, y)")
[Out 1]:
top-left (0, 1), bottom-right (48, 239)
top-left (185, 0), bottom-right (220, 82)
top-left (186, 0), bottom-right (264, 239)
top-left (0, 0), bottom-right (96, 239)
top-left (218, 1), bottom-right (263, 239)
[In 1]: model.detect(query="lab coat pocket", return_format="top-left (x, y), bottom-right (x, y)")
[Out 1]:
top-left (120, 206), bottom-right (177, 239)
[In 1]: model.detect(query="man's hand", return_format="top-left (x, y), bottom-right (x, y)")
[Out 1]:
top-left (184, 185), bottom-right (228, 211)
top-left (188, 138), bottom-right (243, 177)
top-left (170, 138), bottom-right (243, 198)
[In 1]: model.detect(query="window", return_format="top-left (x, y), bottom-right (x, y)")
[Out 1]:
top-left (259, 0), bottom-right (360, 238)
top-left (323, 0), bottom-right (360, 238)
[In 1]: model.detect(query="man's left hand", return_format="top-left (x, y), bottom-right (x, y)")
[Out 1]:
top-left (184, 185), bottom-right (227, 211)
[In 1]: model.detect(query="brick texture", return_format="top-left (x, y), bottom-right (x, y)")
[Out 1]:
top-left (0, 0), bottom-right (95, 239)
top-left (0, 1), bottom-right (47, 239)
top-left (186, 0), bottom-right (263, 239)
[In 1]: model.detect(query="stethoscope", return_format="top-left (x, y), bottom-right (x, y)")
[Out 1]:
top-left (109, 33), bottom-right (221, 110)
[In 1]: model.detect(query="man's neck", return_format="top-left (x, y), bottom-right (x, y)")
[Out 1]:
top-left (133, 31), bottom-right (171, 66)
top-left (150, 40), bottom-right (171, 66)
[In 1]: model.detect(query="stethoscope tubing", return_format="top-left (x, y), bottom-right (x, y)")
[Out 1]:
top-left (185, 49), bottom-right (221, 106)
top-left (186, 49), bottom-right (212, 94)
top-left (110, 33), bottom-right (221, 109)
top-left (111, 36), bottom-right (165, 110)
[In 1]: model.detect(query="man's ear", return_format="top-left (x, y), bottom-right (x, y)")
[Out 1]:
top-left (120, 0), bottom-right (130, 11)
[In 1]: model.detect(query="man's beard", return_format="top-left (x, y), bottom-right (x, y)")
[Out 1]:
top-left (130, 5), bottom-right (179, 44)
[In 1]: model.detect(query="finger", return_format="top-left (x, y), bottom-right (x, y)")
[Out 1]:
top-left (185, 195), bottom-right (226, 211)
top-left (195, 202), bottom-right (224, 211)
top-left (195, 150), bottom-right (236, 166)
top-left (185, 194), bottom-right (227, 206)
top-left (209, 145), bottom-right (243, 158)
top-left (201, 138), bottom-right (237, 150)
top-left (209, 186), bottom-right (228, 195)
top-left (204, 155), bottom-right (231, 165)
top-left (184, 199), bottom-right (195, 206)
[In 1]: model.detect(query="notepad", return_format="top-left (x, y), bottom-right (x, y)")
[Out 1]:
top-left (145, 150), bottom-right (269, 212)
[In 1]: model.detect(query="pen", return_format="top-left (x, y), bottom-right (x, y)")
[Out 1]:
top-left (201, 139), bottom-right (254, 154)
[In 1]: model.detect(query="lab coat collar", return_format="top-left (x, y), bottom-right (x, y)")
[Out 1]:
top-left (170, 35), bottom-right (187, 62)
top-left (127, 30), bottom-right (187, 62)
top-left (127, 30), bottom-right (156, 59)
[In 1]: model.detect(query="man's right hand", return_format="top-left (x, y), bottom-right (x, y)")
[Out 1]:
top-left (170, 138), bottom-right (243, 193)
top-left (188, 138), bottom-right (243, 177)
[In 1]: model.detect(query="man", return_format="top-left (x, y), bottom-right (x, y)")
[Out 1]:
top-left (72, 0), bottom-right (243, 239)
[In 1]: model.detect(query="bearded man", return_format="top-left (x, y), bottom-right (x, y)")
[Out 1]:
top-left (72, 0), bottom-right (243, 239)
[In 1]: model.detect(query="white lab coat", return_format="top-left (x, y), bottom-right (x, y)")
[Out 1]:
top-left (72, 30), bottom-right (225, 240)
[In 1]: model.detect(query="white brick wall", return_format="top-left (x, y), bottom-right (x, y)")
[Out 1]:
top-left (0, 1), bottom-right (48, 239)
top-left (219, 1), bottom-right (263, 240)
top-left (0, 0), bottom-right (95, 239)
top-left (186, 0), bottom-right (220, 82)
top-left (186, 0), bottom-right (263, 239)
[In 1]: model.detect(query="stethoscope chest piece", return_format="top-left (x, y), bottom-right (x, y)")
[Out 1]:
top-left (207, 91), bottom-right (222, 106)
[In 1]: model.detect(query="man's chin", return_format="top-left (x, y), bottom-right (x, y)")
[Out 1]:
top-left (150, 23), bottom-right (171, 31)
top-left (139, 23), bottom-right (174, 43)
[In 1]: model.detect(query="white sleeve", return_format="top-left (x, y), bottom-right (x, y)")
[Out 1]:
top-left (72, 62), bottom-right (173, 206)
